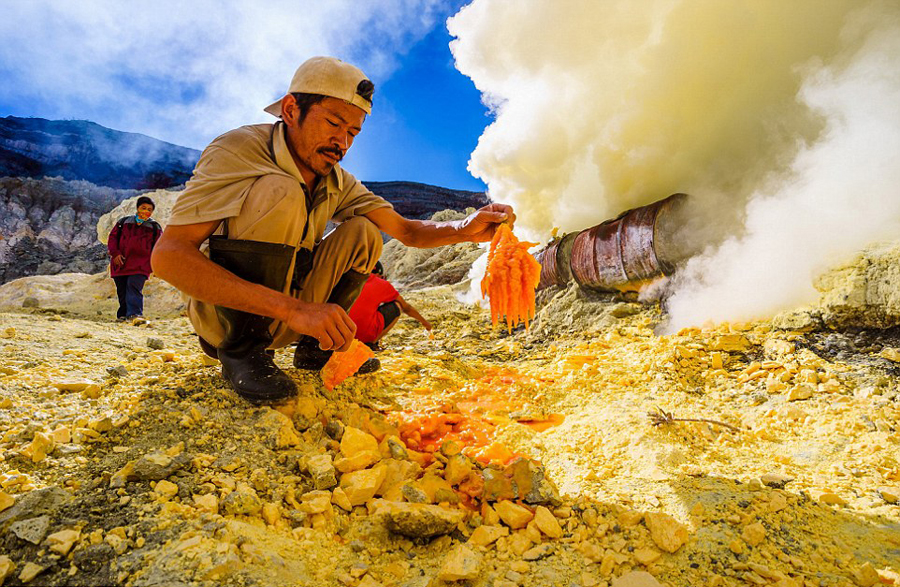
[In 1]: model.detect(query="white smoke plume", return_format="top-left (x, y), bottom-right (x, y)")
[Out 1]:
top-left (448, 0), bottom-right (900, 327)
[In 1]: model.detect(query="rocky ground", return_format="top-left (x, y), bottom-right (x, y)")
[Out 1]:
top-left (0, 244), bottom-right (898, 587)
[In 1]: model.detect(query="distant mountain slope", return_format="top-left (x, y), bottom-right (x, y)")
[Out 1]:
top-left (0, 116), bottom-right (200, 189)
top-left (0, 117), bottom-right (490, 284)
top-left (365, 180), bottom-right (488, 219)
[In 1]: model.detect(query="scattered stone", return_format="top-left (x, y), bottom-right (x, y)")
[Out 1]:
top-left (482, 468), bottom-right (516, 501)
top-left (222, 486), bottom-right (262, 515)
top-left (325, 420), bottom-right (345, 440)
top-left (0, 556), bottom-right (14, 583)
top-left (10, 515), bottom-right (51, 544)
top-left (523, 544), bottom-right (553, 561)
top-left (644, 512), bottom-right (688, 553)
top-left (818, 492), bottom-right (847, 506)
top-left (469, 524), bottom-right (509, 546)
top-left (332, 487), bottom-right (353, 512)
top-left (610, 571), bottom-right (664, 587)
top-left (52, 378), bottom-right (95, 392)
top-left (132, 451), bottom-right (187, 481)
top-left (146, 337), bottom-right (165, 350)
top-left (760, 473), bottom-right (794, 489)
top-left (340, 427), bottom-right (380, 457)
top-left (0, 492), bottom-right (14, 512)
top-left (709, 334), bottom-right (751, 352)
top-left (0, 487), bottom-right (71, 529)
top-left (532, 505), bottom-right (563, 538)
top-left (787, 384), bottom-right (814, 401)
top-left (22, 297), bottom-right (39, 308)
top-left (340, 465), bottom-right (387, 506)
top-left (852, 562), bottom-right (880, 587)
top-left (193, 493), bottom-right (219, 513)
top-left (379, 501), bottom-right (464, 538)
top-left (742, 522), bottom-right (767, 546)
top-left (877, 487), bottom-right (898, 504)
top-left (504, 458), bottom-right (560, 504)
top-left (444, 454), bottom-right (473, 486)
top-left (307, 454), bottom-right (338, 489)
top-left (18, 562), bottom-right (45, 584)
top-left (438, 544), bottom-right (482, 582)
top-left (28, 432), bottom-right (56, 463)
top-left (357, 575), bottom-right (383, 587)
top-left (256, 410), bottom-right (301, 449)
top-left (261, 502), bottom-right (280, 525)
top-left (633, 547), bottom-right (662, 565)
top-left (106, 365), bottom-right (129, 377)
top-left (334, 450), bottom-right (381, 474)
top-left (46, 528), bottom-right (81, 555)
top-left (154, 479), bottom-right (179, 500)
top-left (495, 500), bottom-right (534, 529)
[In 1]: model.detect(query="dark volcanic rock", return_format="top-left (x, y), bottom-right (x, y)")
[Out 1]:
top-left (0, 116), bottom-right (199, 189)
top-left (0, 176), bottom-right (140, 283)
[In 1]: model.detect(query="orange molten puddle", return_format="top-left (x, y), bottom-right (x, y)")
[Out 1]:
top-left (393, 367), bottom-right (564, 465)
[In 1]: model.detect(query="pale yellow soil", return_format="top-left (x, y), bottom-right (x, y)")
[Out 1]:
top-left (0, 283), bottom-right (898, 587)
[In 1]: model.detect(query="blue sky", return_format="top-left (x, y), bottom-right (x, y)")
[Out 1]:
top-left (0, 1), bottom-right (490, 191)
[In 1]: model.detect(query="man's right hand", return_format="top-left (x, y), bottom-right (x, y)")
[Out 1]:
top-left (285, 301), bottom-right (357, 352)
top-left (113, 255), bottom-right (125, 268)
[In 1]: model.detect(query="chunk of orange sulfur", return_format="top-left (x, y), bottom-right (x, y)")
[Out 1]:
top-left (321, 339), bottom-right (374, 391)
top-left (480, 223), bottom-right (542, 333)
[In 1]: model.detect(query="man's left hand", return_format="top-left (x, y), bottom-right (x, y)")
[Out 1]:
top-left (456, 203), bottom-right (516, 243)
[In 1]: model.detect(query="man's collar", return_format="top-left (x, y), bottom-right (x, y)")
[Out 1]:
top-left (272, 122), bottom-right (344, 192)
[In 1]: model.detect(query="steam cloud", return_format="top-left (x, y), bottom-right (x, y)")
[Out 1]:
top-left (448, 0), bottom-right (900, 328)
top-left (0, 1), bottom-right (444, 150)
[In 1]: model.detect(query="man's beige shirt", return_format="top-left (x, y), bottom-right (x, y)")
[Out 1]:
top-left (168, 122), bottom-right (391, 250)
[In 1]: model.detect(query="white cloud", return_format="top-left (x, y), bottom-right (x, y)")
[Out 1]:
top-left (0, 0), bottom-right (444, 148)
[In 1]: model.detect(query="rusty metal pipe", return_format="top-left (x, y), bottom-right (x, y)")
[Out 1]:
top-left (535, 193), bottom-right (688, 292)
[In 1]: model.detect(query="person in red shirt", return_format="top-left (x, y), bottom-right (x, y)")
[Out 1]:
top-left (107, 196), bottom-right (162, 322)
top-left (348, 262), bottom-right (431, 349)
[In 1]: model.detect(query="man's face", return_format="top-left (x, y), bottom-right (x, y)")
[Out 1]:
top-left (284, 96), bottom-right (365, 181)
top-left (137, 203), bottom-right (154, 219)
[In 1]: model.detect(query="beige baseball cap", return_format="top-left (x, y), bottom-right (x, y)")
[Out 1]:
top-left (264, 56), bottom-right (373, 117)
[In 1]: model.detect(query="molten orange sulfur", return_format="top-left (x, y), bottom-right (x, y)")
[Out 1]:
top-left (481, 224), bottom-right (542, 332)
top-left (321, 339), bottom-right (374, 391)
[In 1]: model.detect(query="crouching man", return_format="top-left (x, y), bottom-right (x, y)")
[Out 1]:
top-left (151, 56), bottom-right (514, 404)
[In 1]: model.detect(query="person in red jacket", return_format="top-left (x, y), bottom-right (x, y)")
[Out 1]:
top-left (348, 262), bottom-right (432, 349)
top-left (107, 196), bottom-right (162, 322)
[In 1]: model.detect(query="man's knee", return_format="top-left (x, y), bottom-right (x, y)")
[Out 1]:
top-left (334, 216), bottom-right (383, 268)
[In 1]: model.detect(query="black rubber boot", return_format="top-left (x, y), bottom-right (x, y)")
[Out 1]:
top-left (208, 237), bottom-right (297, 404)
top-left (294, 269), bottom-right (380, 374)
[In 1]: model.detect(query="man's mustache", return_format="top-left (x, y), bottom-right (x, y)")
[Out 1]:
top-left (318, 147), bottom-right (344, 161)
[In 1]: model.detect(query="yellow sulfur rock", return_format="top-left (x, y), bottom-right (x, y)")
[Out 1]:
top-left (18, 562), bottom-right (45, 584)
top-left (495, 500), bottom-right (534, 529)
top-left (331, 487), bottom-right (353, 512)
top-left (0, 491), bottom-right (14, 512)
top-left (0, 556), bottom-right (14, 583)
top-left (46, 528), bottom-right (81, 555)
top-left (29, 431), bottom-right (55, 463)
top-left (261, 502), bottom-right (280, 525)
top-left (438, 544), bottom-right (482, 581)
top-left (154, 479), bottom-right (178, 500)
top-left (340, 427), bottom-right (380, 458)
top-left (193, 493), bottom-right (219, 514)
top-left (340, 465), bottom-right (387, 506)
top-left (633, 547), bottom-right (662, 565)
top-left (742, 522), bottom-right (766, 546)
top-left (469, 524), bottom-right (508, 547)
top-left (533, 506), bottom-right (563, 538)
top-left (644, 513), bottom-right (688, 553)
